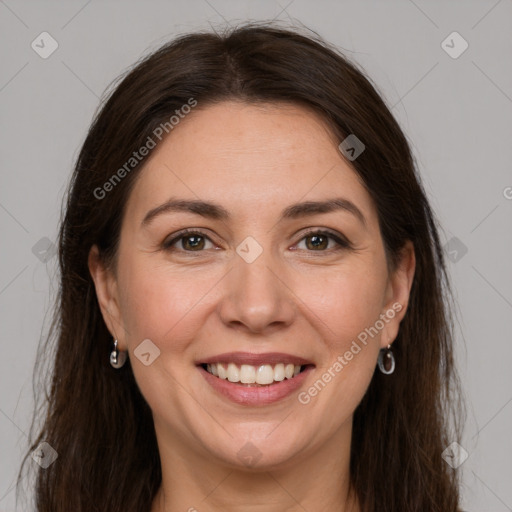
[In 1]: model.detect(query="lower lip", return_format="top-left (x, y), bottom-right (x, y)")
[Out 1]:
top-left (198, 365), bottom-right (314, 406)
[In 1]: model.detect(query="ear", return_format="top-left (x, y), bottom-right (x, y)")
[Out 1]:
top-left (380, 240), bottom-right (416, 348)
top-left (88, 245), bottom-right (127, 350)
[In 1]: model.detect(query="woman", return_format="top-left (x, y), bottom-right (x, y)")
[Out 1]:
top-left (18, 22), bottom-right (466, 511)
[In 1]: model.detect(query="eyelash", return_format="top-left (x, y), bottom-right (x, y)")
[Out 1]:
top-left (162, 228), bottom-right (352, 254)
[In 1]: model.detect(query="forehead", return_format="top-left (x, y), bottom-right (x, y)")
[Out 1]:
top-left (124, 101), bottom-right (375, 225)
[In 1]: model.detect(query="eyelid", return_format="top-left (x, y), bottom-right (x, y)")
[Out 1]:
top-left (294, 228), bottom-right (352, 250)
top-left (162, 228), bottom-right (218, 250)
top-left (162, 227), bottom-right (353, 252)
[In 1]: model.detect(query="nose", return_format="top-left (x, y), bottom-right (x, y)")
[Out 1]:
top-left (218, 245), bottom-right (296, 335)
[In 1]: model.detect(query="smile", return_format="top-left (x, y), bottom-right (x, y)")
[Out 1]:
top-left (203, 362), bottom-right (305, 386)
top-left (196, 352), bottom-right (315, 405)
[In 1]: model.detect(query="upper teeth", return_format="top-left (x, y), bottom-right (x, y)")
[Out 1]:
top-left (206, 363), bottom-right (301, 384)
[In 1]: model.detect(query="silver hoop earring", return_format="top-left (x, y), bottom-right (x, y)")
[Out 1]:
top-left (110, 339), bottom-right (127, 369)
top-left (377, 344), bottom-right (395, 375)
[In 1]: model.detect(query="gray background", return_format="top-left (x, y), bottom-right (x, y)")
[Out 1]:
top-left (1, 1), bottom-right (511, 510)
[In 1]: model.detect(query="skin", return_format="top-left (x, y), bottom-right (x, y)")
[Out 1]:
top-left (89, 101), bottom-right (415, 512)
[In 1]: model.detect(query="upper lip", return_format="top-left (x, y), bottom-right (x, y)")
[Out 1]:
top-left (197, 352), bottom-right (314, 367)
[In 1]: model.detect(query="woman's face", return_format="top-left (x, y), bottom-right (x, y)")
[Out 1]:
top-left (90, 101), bottom-right (414, 471)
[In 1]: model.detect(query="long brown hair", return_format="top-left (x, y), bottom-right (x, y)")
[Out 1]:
top-left (17, 21), bottom-right (465, 511)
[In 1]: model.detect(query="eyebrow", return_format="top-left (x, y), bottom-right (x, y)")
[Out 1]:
top-left (141, 197), bottom-right (366, 227)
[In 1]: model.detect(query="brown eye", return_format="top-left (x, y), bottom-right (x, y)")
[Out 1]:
top-left (296, 230), bottom-right (351, 252)
top-left (181, 234), bottom-right (206, 251)
top-left (305, 233), bottom-right (329, 250)
top-left (163, 230), bottom-right (215, 252)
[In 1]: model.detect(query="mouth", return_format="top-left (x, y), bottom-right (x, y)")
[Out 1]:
top-left (200, 362), bottom-right (312, 387)
top-left (196, 352), bottom-right (315, 405)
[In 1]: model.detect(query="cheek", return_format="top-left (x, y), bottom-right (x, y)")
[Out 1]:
top-left (116, 257), bottom-right (198, 349)
top-left (116, 255), bottom-right (226, 376)
top-left (297, 270), bottom-right (383, 432)
top-left (294, 260), bottom-right (388, 348)
top-left (292, 259), bottom-right (386, 417)
top-left (116, 259), bottom-right (204, 419)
